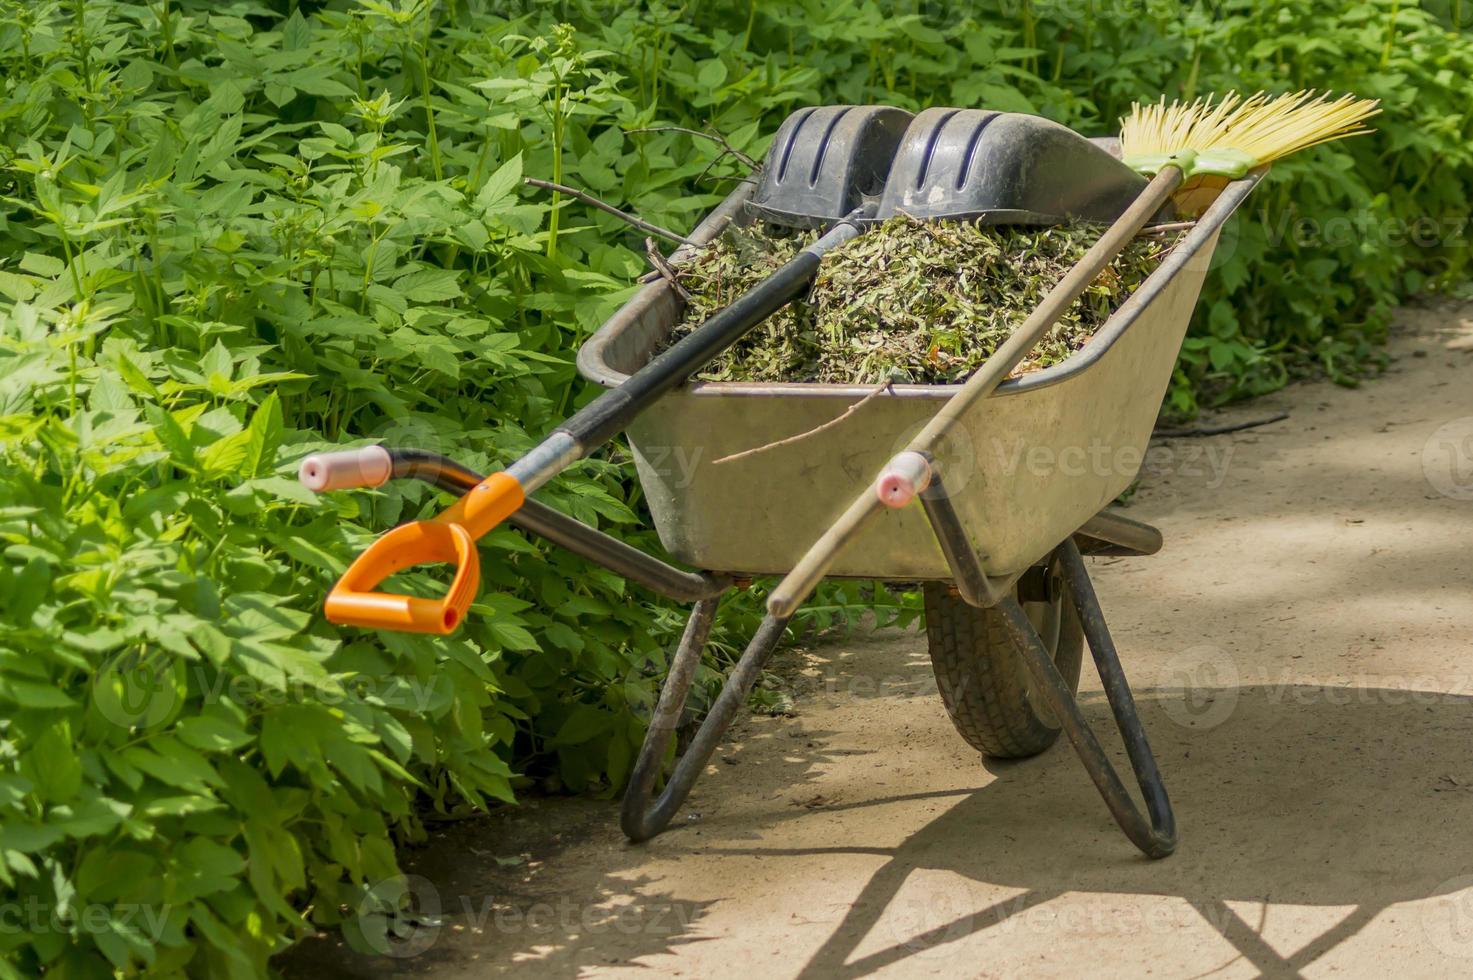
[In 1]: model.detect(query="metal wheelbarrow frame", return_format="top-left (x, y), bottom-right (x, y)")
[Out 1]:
top-left (565, 165), bottom-right (1263, 855)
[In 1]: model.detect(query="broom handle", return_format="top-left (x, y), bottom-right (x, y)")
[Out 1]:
top-left (767, 165), bottom-right (1186, 618)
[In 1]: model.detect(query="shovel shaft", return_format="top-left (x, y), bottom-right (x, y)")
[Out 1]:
top-left (766, 166), bottom-right (1186, 618)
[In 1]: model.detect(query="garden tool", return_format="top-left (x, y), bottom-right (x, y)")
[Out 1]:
top-left (766, 90), bottom-right (1379, 620)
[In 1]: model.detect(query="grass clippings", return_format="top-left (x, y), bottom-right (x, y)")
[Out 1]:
top-left (667, 216), bottom-right (1177, 385)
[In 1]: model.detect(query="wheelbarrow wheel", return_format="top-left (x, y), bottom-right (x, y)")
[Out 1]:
top-left (922, 561), bottom-right (1084, 759)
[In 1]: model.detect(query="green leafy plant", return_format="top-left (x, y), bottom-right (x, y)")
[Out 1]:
top-left (0, 3), bottom-right (759, 975)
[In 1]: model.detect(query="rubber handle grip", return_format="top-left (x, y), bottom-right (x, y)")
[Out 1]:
top-left (299, 446), bottom-right (392, 492)
top-left (323, 472), bottom-right (525, 634)
top-left (875, 451), bottom-right (932, 508)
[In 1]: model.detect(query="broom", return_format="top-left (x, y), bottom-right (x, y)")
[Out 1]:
top-left (1121, 89), bottom-right (1380, 214)
top-left (766, 89), bottom-right (1380, 617)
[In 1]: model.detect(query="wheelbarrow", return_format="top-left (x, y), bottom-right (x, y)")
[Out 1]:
top-left (301, 113), bottom-right (1263, 858)
top-left (575, 154), bottom-right (1262, 856)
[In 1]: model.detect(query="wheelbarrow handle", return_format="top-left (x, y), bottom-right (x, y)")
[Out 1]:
top-left (298, 446), bottom-right (393, 492)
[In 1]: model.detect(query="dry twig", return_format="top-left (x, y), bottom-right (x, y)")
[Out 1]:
top-left (626, 125), bottom-right (760, 170)
top-left (1137, 220), bottom-right (1198, 236)
top-left (522, 177), bottom-right (694, 245)
top-left (1153, 411), bottom-right (1289, 438)
top-left (713, 381), bottom-right (894, 464)
top-left (644, 237), bottom-right (691, 301)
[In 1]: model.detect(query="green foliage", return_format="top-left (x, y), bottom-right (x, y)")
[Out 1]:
top-left (1014, 0), bottom-right (1473, 413)
top-left (0, 0), bottom-right (1462, 975)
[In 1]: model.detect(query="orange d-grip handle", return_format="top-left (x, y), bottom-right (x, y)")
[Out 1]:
top-left (325, 472), bottom-right (525, 634)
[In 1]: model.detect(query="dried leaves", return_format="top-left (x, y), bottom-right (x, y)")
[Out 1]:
top-left (669, 217), bottom-right (1175, 384)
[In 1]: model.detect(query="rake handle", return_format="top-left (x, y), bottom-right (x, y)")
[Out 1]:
top-left (766, 165), bottom-right (1187, 618)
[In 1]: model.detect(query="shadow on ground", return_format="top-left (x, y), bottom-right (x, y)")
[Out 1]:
top-left (708, 684), bottom-right (1473, 978)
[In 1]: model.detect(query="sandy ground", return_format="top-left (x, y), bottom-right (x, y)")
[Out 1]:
top-left (280, 303), bottom-right (1473, 980)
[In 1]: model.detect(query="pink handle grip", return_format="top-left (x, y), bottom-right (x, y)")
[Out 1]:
top-left (299, 446), bottom-right (393, 492)
top-left (875, 451), bottom-right (933, 509)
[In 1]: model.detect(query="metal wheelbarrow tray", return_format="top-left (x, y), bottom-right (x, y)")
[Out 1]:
top-left (578, 160), bottom-right (1263, 854)
top-left (580, 167), bottom-right (1255, 580)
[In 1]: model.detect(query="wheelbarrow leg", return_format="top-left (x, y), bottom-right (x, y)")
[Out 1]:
top-left (997, 538), bottom-right (1176, 858)
top-left (622, 600), bottom-right (790, 841)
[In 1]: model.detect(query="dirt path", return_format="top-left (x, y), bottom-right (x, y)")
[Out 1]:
top-left (281, 304), bottom-right (1473, 979)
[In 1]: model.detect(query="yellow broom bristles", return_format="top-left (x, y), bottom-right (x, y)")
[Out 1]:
top-left (1120, 90), bottom-right (1380, 168)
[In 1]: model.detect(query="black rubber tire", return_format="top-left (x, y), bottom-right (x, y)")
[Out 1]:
top-left (922, 563), bottom-right (1085, 759)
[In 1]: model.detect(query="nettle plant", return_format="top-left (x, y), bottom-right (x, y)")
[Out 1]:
top-left (0, 1), bottom-right (919, 974)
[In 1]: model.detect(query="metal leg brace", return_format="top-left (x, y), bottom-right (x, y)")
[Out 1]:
top-left (920, 473), bottom-right (1176, 858)
top-left (1000, 540), bottom-right (1176, 857)
top-left (622, 600), bottom-right (790, 841)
